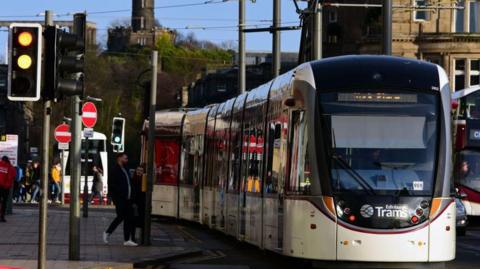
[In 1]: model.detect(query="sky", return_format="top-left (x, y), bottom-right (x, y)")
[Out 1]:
top-left (0, 0), bottom-right (306, 61)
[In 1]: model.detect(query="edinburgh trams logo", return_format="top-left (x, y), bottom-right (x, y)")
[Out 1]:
top-left (360, 204), bottom-right (374, 218)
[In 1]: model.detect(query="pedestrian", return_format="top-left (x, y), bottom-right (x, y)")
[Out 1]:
top-left (103, 153), bottom-right (137, 246)
top-left (0, 156), bottom-right (17, 222)
top-left (30, 161), bottom-right (41, 203)
top-left (50, 163), bottom-right (61, 203)
top-left (89, 165), bottom-right (104, 205)
top-left (23, 161), bottom-right (34, 202)
top-left (13, 165), bottom-right (23, 203)
top-left (131, 165), bottom-right (145, 243)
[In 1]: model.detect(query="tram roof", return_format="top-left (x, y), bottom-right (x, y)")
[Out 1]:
top-left (309, 55), bottom-right (440, 92)
top-left (452, 85), bottom-right (480, 100)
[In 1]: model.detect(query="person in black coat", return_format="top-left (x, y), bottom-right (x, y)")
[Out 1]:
top-left (103, 153), bottom-right (137, 246)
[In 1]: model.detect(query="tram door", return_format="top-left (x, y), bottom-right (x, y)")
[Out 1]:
top-left (263, 113), bottom-right (288, 251)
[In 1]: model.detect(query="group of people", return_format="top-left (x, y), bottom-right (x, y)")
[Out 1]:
top-left (11, 160), bottom-right (63, 204)
top-left (1, 151), bottom-right (145, 247)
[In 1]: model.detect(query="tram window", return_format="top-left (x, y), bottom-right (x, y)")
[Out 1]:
top-left (265, 122), bottom-right (282, 194)
top-left (155, 140), bottom-right (180, 185)
top-left (288, 111), bottom-right (311, 195)
top-left (246, 128), bottom-right (263, 193)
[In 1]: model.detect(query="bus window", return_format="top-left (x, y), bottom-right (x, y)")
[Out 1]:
top-left (65, 139), bottom-right (104, 176)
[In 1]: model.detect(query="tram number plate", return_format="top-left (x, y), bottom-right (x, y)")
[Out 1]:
top-left (413, 181), bottom-right (424, 191)
top-left (470, 129), bottom-right (480, 140)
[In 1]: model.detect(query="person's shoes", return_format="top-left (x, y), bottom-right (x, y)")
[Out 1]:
top-left (103, 232), bottom-right (110, 244)
top-left (123, 240), bottom-right (138, 247)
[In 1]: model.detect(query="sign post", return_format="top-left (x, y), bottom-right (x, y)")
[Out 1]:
top-left (54, 123), bottom-right (71, 205)
top-left (81, 102), bottom-right (97, 218)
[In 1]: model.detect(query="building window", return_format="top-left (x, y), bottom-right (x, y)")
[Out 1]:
top-left (471, 59), bottom-right (480, 86)
top-left (140, 17), bottom-right (145, 29)
top-left (455, 59), bottom-right (466, 91)
top-left (413, 0), bottom-right (428, 21)
top-left (456, 0), bottom-right (480, 32)
top-left (328, 9), bottom-right (338, 23)
top-left (471, 1), bottom-right (480, 32)
top-left (216, 83), bottom-right (227, 92)
top-left (141, 0), bottom-right (146, 8)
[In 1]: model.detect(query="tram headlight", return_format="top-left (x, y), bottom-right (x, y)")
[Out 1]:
top-left (415, 208), bottom-right (424, 217)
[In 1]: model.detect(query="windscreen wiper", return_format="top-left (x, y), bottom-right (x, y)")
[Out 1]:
top-left (332, 154), bottom-right (377, 195)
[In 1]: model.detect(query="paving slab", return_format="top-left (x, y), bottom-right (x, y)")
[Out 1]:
top-left (0, 206), bottom-right (199, 269)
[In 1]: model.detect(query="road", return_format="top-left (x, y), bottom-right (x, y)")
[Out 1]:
top-left (147, 218), bottom-right (480, 269)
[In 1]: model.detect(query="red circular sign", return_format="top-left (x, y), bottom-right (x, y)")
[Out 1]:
top-left (54, 123), bottom-right (71, 143)
top-left (81, 102), bottom-right (97, 128)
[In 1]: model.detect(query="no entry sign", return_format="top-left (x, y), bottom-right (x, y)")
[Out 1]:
top-left (82, 102), bottom-right (97, 128)
top-left (54, 123), bottom-right (71, 144)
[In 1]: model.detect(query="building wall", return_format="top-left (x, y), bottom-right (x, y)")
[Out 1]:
top-left (324, 0), bottom-right (480, 91)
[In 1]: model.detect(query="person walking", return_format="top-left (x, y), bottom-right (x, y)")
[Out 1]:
top-left (13, 165), bottom-right (23, 203)
top-left (103, 153), bottom-right (137, 246)
top-left (23, 161), bottom-right (34, 203)
top-left (89, 165), bottom-right (104, 205)
top-left (30, 161), bottom-right (41, 203)
top-left (0, 156), bottom-right (17, 222)
top-left (50, 163), bottom-right (61, 203)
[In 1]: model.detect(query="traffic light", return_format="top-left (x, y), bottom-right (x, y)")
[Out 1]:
top-left (111, 117), bottom-right (125, 147)
top-left (44, 15), bottom-right (85, 101)
top-left (8, 23), bottom-right (42, 101)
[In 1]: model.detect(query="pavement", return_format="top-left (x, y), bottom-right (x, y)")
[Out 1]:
top-left (0, 205), bottom-right (201, 269)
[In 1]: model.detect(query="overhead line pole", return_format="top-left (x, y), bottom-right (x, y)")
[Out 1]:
top-left (239, 0), bottom-right (246, 93)
top-left (38, 10), bottom-right (52, 269)
top-left (143, 50), bottom-right (158, 246)
top-left (313, 0), bottom-right (322, 60)
top-left (383, 0), bottom-right (392, 55)
top-left (273, 0), bottom-right (281, 77)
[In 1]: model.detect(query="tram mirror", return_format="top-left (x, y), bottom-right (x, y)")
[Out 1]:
top-left (284, 97), bottom-right (296, 107)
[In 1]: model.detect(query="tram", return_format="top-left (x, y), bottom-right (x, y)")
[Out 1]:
top-left (452, 85), bottom-right (480, 216)
top-left (144, 55), bottom-right (455, 263)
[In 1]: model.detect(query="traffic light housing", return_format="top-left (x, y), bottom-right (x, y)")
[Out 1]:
top-left (111, 117), bottom-right (125, 147)
top-left (44, 15), bottom-right (85, 101)
top-left (8, 23), bottom-right (42, 101)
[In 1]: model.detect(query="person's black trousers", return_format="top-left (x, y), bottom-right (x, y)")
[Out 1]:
top-left (0, 188), bottom-right (9, 220)
top-left (106, 198), bottom-right (135, 241)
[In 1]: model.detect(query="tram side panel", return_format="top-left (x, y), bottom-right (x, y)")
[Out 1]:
top-left (428, 198), bottom-right (455, 262)
top-left (152, 139), bottom-right (180, 217)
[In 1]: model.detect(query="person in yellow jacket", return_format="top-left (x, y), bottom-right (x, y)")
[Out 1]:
top-left (50, 163), bottom-right (62, 203)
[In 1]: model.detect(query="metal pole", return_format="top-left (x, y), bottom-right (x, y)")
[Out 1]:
top-left (383, 0), bottom-right (392, 55)
top-left (69, 13), bottom-right (85, 260)
top-left (38, 10), bottom-right (53, 269)
top-left (143, 50), bottom-right (158, 246)
top-left (239, 0), bottom-right (246, 93)
top-left (272, 0), bottom-right (281, 77)
top-left (69, 96), bottom-right (81, 260)
top-left (82, 137), bottom-right (89, 217)
top-left (313, 2), bottom-right (322, 60)
top-left (61, 150), bottom-right (65, 205)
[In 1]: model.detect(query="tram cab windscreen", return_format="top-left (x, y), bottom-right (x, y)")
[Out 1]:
top-left (319, 92), bottom-right (439, 228)
top-left (455, 150), bottom-right (480, 192)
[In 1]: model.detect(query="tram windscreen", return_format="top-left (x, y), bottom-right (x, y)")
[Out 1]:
top-left (320, 92), bottom-right (439, 196)
top-left (455, 150), bottom-right (480, 191)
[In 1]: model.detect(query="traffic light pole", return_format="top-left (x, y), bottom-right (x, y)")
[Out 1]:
top-left (82, 136), bottom-right (89, 217)
top-left (68, 13), bottom-right (86, 261)
top-left (38, 10), bottom-right (52, 269)
top-left (143, 50), bottom-right (158, 246)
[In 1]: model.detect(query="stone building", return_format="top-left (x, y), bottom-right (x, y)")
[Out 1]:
top-left (107, 0), bottom-right (175, 52)
top-left (323, 0), bottom-right (480, 91)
